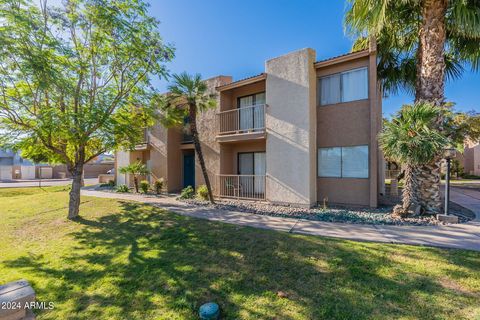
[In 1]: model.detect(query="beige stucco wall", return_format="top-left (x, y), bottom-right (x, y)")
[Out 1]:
top-left (463, 142), bottom-right (477, 175)
top-left (474, 145), bottom-right (480, 176)
top-left (115, 149), bottom-right (146, 187)
top-left (147, 124), bottom-right (171, 188)
top-left (265, 48), bottom-right (317, 206)
top-left (115, 151), bottom-right (130, 185)
top-left (195, 76), bottom-right (232, 192)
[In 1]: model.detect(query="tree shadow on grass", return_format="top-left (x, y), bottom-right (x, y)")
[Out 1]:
top-left (4, 201), bottom-right (480, 319)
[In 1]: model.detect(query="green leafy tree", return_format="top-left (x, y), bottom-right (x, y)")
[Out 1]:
top-left (157, 72), bottom-right (216, 204)
top-left (0, 0), bottom-right (173, 219)
top-left (119, 161), bottom-right (149, 193)
top-left (379, 103), bottom-right (449, 216)
top-left (345, 0), bottom-right (480, 213)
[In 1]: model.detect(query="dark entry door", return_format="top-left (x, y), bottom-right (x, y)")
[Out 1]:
top-left (183, 153), bottom-right (195, 188)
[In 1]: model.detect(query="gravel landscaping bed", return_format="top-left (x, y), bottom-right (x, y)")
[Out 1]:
top-left (181, 198), bottom-right (472, 226)
top-left (88, 185), bottom-right (472, 225)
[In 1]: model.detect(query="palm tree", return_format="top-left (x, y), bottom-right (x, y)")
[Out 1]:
top-left (345, 0), bottom-right (480, 213)
top-left (379, 103), bottom-right (449, 216)
top-left (119, 161), bottom-right (149, 193)
top-left (158, 72), bottom-right (216, 204)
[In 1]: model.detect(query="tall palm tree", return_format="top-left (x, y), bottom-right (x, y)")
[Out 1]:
top-left (345, 0), bottom-right (480, 213)
top-left (158, 72), bottom-right (216, 203)
top-left (379, 103), bottom-right (449, 216)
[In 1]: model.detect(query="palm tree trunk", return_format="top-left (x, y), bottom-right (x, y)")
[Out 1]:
top-left (133, 175), bottom-right (139, 193)
top-left (417, 161), bottom-right (442, 214)
top-left (414, 0), bottom-right (448, 214)
top-left (402, 165), bottom-right (420, 212)
top-left (189, 104), bottom-right (215, 204)
top-left (416, 0), bottom-right (447, 105)
top-left (394, 164), bottom-right (420, 217)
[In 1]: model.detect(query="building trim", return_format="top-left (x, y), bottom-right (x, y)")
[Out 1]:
top-left (216, 73), bottom-right (266, 91)
top-left (314, 50), bottom-right (369, 69)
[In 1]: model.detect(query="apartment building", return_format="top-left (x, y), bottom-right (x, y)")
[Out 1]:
top-left (116, 44), bottom-right (384, 207)
top-left (0, 149), bottom-right (36, 180)
top-left (463, 141), bottom-right (480, 176)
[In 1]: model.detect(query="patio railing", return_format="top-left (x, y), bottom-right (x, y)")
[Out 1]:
top-left (217, 104), bottom-right (265, 135)
top-left (217, 174), bottom-right (266, 200)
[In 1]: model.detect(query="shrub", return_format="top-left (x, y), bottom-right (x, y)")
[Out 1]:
top-left (116, 184), bottom-right (129, 193)
top-left (139, 180), bottom-right (150, 194)
top-left (154, 178), bottom-right (165, 195)
top-left (196, 184), bottom-right (209, 201)
top-left (100, 180), bottom-right (115, 187)
top-left (461, 173), bottom-right (480, 179)
top-left (179, 186), bottom-right (194, 199)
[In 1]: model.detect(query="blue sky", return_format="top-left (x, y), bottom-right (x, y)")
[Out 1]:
top-left (150, 0), bottom-right (479, 117)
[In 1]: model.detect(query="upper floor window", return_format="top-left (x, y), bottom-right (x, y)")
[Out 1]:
top-left (319, 67), bottom-right (368, 105)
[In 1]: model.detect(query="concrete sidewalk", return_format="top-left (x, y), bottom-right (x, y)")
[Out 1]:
top-left (81, 189), bottom-right (480, 252)
top-left (450, 188), bottom-right (480, 221)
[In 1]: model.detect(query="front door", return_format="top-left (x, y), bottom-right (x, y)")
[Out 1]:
top-left (183, 153), bottom-right (195, 188)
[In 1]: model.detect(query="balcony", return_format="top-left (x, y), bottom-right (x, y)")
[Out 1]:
top-left (216, 104), bottom-right (266, 142)
top-left (134, 129), bottom-right (150, 150)
top-left (217, 174), bottom-right (266, 200)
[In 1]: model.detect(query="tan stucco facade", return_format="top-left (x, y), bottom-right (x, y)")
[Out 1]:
top-left (115, 46), bottom-right (383, 207)
top-left (463, 141), bottom-right (480, 176)
top-left (315, 49), bottom-right (382, 206)
top-left (265, 48), bottom-right (318, 207)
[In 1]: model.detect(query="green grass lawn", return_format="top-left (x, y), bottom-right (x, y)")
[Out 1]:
top-left (1, 187), bottom-right (479, 320)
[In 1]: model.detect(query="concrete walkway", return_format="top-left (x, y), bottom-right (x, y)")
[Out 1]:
top-left (81, 189), bottom-right (480, 252)
top-left (451, 188), bottom-right (480, 221)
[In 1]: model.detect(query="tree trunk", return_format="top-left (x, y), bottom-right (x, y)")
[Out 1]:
top-left (402, 165), bottom-right (420, 212)
top-left (417, 160), bottom-right (442, 214)
top-left (415, 0), bottom-right (447, 105)
top-left (394, 164), bottom-right (420, 217)
top-left (133, 175), bottom-right (139, 193)
top-left (189, 104), bottom-right (215, 204)
top-left (68, 163), bottom-right (84, 220)
top-left (414, 0), bottom-right (448, 214)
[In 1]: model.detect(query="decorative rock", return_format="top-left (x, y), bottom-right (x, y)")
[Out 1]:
top-left (199, 302), bottom-right (220, 320)
top-left (181, 198), bottom-right (470, 226)
top-left (436, 214), bottom-right (459, 224)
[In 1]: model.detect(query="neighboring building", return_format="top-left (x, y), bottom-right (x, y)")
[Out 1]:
top-left (116, 45), bottom-right (384, 207)
top-left (0, 149), bottom-right (36, 180)
top-left (463, 141), bottom-right (480, 176)
top-left (0, 149), bottom-right (114, 180)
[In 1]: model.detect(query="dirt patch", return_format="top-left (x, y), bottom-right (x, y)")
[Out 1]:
top-left (439, 278), bottom-right (480, 298)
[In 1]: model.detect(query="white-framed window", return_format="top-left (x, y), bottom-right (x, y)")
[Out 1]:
top-left (318, 145), bottom-right (369, 178)
top-left (319, 67), bottom-right (368, 105)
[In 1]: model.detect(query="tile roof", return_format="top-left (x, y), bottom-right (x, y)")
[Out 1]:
top-left (314, 49), bottom-right (368, 65)
top-left (216, 73), bottom-right (266, 90)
